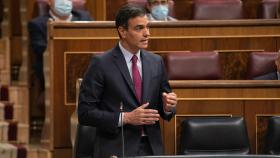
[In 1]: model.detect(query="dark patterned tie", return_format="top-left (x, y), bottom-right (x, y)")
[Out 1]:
top-left (131, 55), bottom-right (142, 103)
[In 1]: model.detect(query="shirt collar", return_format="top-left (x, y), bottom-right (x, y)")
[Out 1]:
top-left (49, 10), bottom-right (73, 22)
top-left (118, 42), bottom-right (141, 63)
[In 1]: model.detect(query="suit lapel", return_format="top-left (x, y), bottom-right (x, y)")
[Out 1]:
top-left (141, 51), bottom-right (152, 103)
top-left (112, 46), bottom-right (136, 100)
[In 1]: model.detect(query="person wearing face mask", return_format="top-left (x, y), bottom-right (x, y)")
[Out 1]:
top-left (28, 0), bottom-right (93, 121)
top-left (146, 0), bottom-right (177, 21)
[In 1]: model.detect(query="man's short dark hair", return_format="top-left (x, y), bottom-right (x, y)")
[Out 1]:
top-left (115, 4), bottom-right (146, 29)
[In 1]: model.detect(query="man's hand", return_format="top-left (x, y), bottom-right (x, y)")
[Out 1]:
top-left (123, 102), bottom-right (160, 125)
top-left (162, 92), bottom-right (177, 112)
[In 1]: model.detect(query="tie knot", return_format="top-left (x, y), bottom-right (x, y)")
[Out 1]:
top-left (131, 55), bottom-right (138, 64)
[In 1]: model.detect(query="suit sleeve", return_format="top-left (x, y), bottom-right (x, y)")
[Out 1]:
top-left (78, 56), bottom-right (120, 133)
top-left (158, 58), bottom-right (176, 121)
top-left (28, 21), bottom-right (47, 55)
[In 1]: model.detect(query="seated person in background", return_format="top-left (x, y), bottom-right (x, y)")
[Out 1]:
top-left (146, 0), bottom-right (177, 21)
top-left (254, 53), bottom-right (280, 80)
top-left (28, 0), bottom-right (92, 114)
top-left (28, 0), bottom-right (92, 117)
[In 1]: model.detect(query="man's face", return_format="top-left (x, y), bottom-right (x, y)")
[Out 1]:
top-left (119, 15), bottom-right (150, 53)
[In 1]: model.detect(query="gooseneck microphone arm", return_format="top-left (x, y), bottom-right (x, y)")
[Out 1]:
top-left (120, 102), bottom-right (125, 158)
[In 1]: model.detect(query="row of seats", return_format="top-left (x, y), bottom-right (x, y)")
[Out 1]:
top-left (73, 116), bottom-right (280, 157)
top-left (181, 116), bottom-right (280, 155)
top-left (33, 0), bottom-right (279, 20)
top-left (129, 0), bottom-right (279, 20)
top-left (193, 0), bottom-right (279, 19)
top-left (165, 52), bottom-right (278, 80)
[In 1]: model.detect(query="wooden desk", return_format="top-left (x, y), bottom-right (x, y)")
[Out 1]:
top-left (168, 80), bottom-right (280, 154)
top-left (45, 20), bottom-right (280, 157)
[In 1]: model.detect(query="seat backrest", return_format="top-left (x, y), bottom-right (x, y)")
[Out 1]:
top-left (265, 116), bottom-right (280, 155)
top-left (73, 124), bottom-right (96, 158)
top-left (246, 52), bottom-right (278, 79)
top-left (258, 0), bottom-right (279, 19)
top-left (165, 52), bottom-right (222, 80)
top-left (180, 117), bottom-right (250, 155)
top-left (32, 0), bottom-right (49, 17)
top-left (72, 78), bottom-right (96, 158)
top-left (192, 0), bottom-right (243, 20)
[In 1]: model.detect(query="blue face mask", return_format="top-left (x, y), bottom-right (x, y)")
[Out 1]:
top-left (151, 5), bottom-right (169, 20)
top-left (54, 0), bottom-right (73, 17)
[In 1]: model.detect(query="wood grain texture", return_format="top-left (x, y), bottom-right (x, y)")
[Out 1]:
top-left (47, 20), bottom-right (280, 157)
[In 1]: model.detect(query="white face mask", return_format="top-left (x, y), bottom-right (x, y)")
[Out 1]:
top-left (151, 5), bottom-right (169, 20)
top-left (53, 0), bottom-right (73, 17)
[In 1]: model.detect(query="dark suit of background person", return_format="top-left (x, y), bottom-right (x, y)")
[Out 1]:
top-left (28, 0), bottom-right (92, 118)
top-left (254, 54), bottom-right (280, 80)
top-left (78, 4), bottom-right (177, 158)
top-left (254, 72), bottom-right (279, 80)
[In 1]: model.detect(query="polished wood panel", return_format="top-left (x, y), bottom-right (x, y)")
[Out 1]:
top-left (47, 20), bottom-right (280, 158)
top-left (8, 0), bottom-right (22, 66)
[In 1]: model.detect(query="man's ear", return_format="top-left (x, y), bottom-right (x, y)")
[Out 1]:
top-left (118, 26), bottom-right (127, 39)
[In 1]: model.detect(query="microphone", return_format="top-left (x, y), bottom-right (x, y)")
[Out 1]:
top-left (120, 102), bottom-right (125, 158)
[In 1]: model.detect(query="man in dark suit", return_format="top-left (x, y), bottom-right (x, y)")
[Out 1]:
top-left (78, 4), bottom-right (177, 157)
top-left (254, 53), bottom-right (280, 80)
top-left (28, 0), bottom-right (92, 91)
top-left (28, 0), bottom-right (92, 118)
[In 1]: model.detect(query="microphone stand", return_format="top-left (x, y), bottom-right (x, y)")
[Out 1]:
top-left (120, 102), bottom-right (125, 158)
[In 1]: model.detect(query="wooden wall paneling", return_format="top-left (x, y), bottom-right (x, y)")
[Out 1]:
top-left (10, 36), bottom-right (23, 68)
top-left (277, 38), bottom-right (280, 51)
top-left (52, 41), bottom-right (71, 147)
top-left (255, 115), bottom-right (273, 154)
top-left (219, 51), bottom-right (249, 80)
top-left (106, 0), bottom-right (126, 20)
top-left (242, 0), bottom-right (262, 19)
top-left (53, 148), bottom-right (72, 158)
top-left (170, 86), bottom-right (280, 99)
top-left (65, 52), bottom-right (105, 105)
top-left (26, 0), bottom-right (38, 20)
top-left (86, 0), bottom-right (106, 20)
top-left (202, 38), bottom-right (256, 51)
top-left (173, 0), bottom-right (193, 20)
top-left (246, 38), bottom-right (277, 51)
top-left (148, 38), bottom-right (202, 51)
top-left (244, 100), bottom-right (280, 154)
top-left (8, 0), bottom-right (22, 67)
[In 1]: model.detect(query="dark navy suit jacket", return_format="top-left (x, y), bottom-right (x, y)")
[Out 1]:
top-left (254, 71), bottom-right (278, 80)
top-left (28, 10), bottom-right (92, 90)
top-left (78, 45), bottom-right (175, 157)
